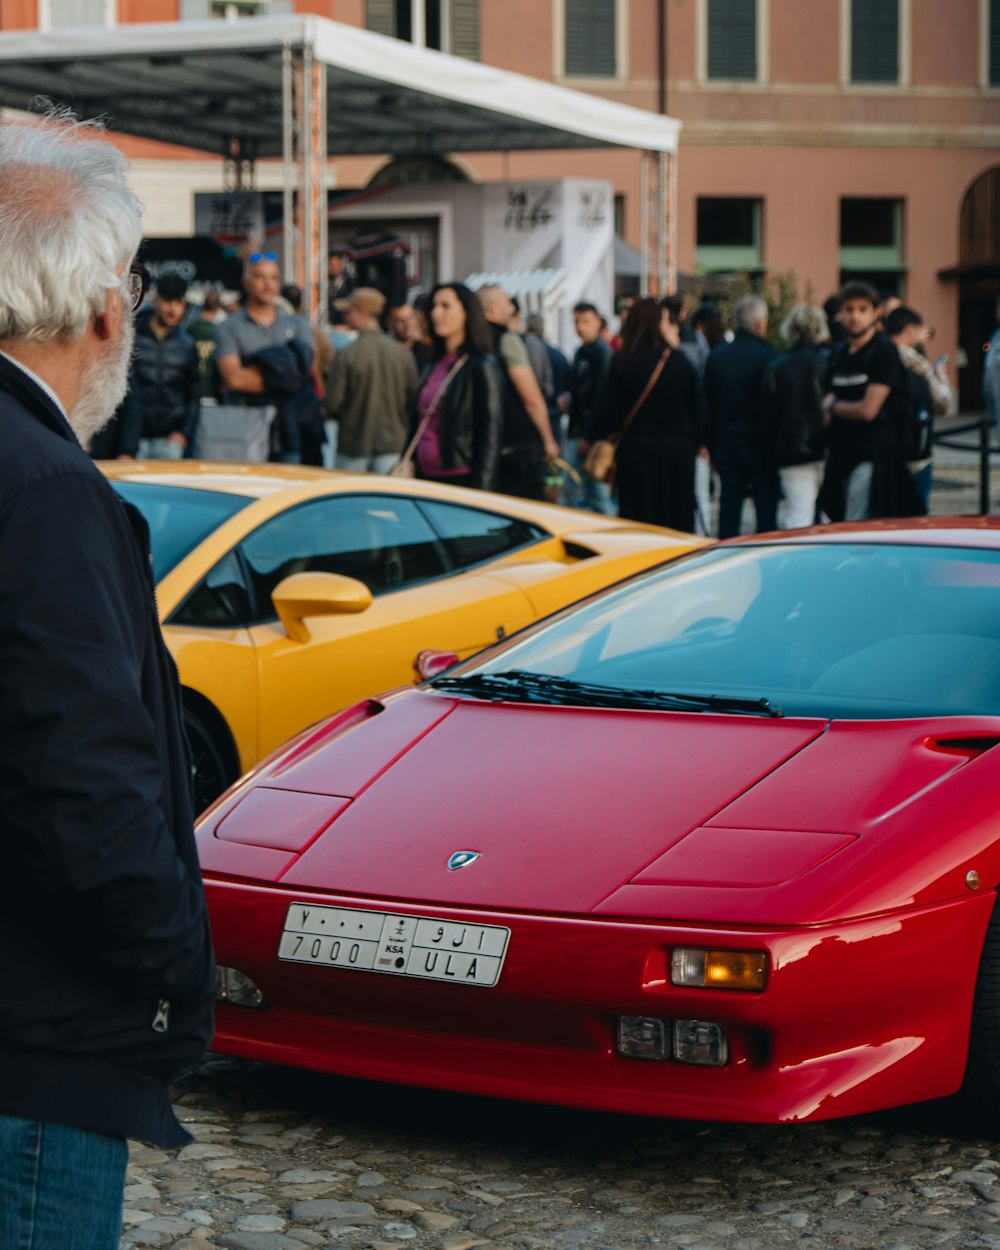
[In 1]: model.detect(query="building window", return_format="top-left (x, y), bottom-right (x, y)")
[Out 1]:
top-left (366, 0), bottom-right (480, 59)
top-left (991, 0), bottom-right (1000, 86)
top-left (613, 194), bottom-right (625, 238)
top-left (564, 0), bottom-right (617, 77)
top-left (839, 197), bottom-right (905, 295)
top-left (707, 0), bottom-right (757, 81)
top-left (695, 197), bottom-right (762, 272)
top-left (851, 0), bottom-right (899, 83)
top-left (180, 0), bottom-right (291, 16)
top-left (40, 0), bottom-right (115, 25)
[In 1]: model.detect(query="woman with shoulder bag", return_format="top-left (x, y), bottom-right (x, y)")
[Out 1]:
top-left (395, 283), bottom-right (502, 491)
top-left (591, 297), bottom-right (701, 532)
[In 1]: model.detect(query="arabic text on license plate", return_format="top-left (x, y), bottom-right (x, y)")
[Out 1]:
top-left (278, 904), bottom-right (510, 987)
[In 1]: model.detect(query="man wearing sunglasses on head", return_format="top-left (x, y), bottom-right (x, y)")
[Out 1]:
top-left (0, 113), bottom-right (214, 1248)
top-left (214, 250), bottom-right (317, 462)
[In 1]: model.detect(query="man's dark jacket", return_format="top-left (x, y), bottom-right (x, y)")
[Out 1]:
top-left (118, 309), bottom-right (201, 455)
top-left (568, 337), bottom-right (611, 440)
top-left (704, 328), bottom-right (777, 458)
top-left (0, 354), bottom-right (215, 1146)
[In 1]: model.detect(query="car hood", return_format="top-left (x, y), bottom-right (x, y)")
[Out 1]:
top-left (201, 693), bottom-right (1000, 924)
top-left (273, 694), bottom-right (827, 912)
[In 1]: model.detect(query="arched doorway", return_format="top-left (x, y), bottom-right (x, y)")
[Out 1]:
top-left (326, 156), bottom-right (473, 297)
top-left (953, 167), bottom-right (1000, 411)
top-left (366, 156), bottom-right (471, 188)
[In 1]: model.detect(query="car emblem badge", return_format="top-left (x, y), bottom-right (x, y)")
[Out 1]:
top-left (447, 850), bottom-right (480, 871)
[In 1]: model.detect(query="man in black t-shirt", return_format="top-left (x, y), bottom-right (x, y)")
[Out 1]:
top-left (818, 281), bottom-right (923, 521)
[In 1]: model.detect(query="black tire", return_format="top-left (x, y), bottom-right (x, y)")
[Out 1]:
top-left (183, 704), bottom-right (236, 815)
top-left (962, 898), bottom-right (1000, 1112)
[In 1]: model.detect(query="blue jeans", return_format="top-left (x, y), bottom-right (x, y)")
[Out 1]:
top-left (560, 439), bottom-right (616, 515)
top-left (335, 451), bottom-right (400, 475)
top-left (0, 1115), bottom-right (127, 1250)
top-left (137, 436), bottom-right (185, 461)
top-left (911, 461), bottom-right (932, 509)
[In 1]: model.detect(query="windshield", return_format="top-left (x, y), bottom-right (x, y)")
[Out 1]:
top-left (113, 482), bottom-right (252, 580)
top-left (445, 542), bottom-right (1000, 720)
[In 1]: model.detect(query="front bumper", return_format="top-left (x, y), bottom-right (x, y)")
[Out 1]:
top-left (206, 879), bottom-right (992, 1123)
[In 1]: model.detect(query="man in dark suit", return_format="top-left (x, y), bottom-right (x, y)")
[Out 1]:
top-left (705, 295), bottom-right (778, 538)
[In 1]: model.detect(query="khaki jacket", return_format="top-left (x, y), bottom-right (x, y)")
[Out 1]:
top-left (326, 330), bottom-right (419, 456)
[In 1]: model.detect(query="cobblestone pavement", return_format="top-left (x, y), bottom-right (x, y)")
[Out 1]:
top-left (122, 431), bottom-right (1000, 1250)
top-left (929, 462), bottom-right (995, 518)
top-left (121, 1056), bottom-right (1000, 1250)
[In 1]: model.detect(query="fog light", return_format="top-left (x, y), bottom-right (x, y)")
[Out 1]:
top-left (617, 1015), bottom-right (669, 1060)
top-left (216, 966), bottom-right (266, 1008)
top-left (673, 1020), bottom-right (728, 1066)
top-left (671, 948), bottom-right (768, 990)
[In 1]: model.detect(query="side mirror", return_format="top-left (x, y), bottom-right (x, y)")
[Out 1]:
top-left (272, 571), bottom-right (373, 643)
top-left (414, 648), bottom-right (461, 682)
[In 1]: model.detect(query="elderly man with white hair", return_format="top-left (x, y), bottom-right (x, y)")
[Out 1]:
top-left (0, 114), bottom-right (214, 1248)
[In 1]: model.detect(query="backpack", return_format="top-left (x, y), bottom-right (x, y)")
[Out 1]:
top-left (898, 365), bottom-right (934, 462)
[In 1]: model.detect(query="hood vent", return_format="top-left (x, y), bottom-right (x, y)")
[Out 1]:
top-left (927, 735), bottom-right (1000, 757)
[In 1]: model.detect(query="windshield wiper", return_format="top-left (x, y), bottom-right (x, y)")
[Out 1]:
top-left (432, 670), bottom-right (783, 718)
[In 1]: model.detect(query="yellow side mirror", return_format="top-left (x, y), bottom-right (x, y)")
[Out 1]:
top-left (272, 571), bottom-right (373, 643)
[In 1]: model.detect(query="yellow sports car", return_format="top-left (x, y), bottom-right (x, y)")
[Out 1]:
top-left (102, 462), bottom-right (703, 808)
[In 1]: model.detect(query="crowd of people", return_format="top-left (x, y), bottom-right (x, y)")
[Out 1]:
top-left (103, 252), bottom-right (962, 538)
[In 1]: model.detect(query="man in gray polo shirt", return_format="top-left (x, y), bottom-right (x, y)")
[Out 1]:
top-left (215, 252), bottom-right (313, 462)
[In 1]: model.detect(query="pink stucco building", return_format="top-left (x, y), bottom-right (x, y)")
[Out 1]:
top-left (2, 0), bottom-right (997, 403)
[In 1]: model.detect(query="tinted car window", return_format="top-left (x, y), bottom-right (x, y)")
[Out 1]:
top-left (113, 482), bottom-right (252, 580)
top-left (419, 500), bottom-right (547, 569)
top-left (465, 543), bottom-right (1000, 719)
top-left (171, 552), bottom-right (251, 629)
top-left (240, 494), bottom-right (448, 619)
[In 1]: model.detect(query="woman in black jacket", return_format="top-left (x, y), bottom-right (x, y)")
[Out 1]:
top-left (593, 297), bottom-right (701, 532)
top-left (413, 283), bottom-right (502, 491)
top-left (761, 303), bottom-right (830, 528)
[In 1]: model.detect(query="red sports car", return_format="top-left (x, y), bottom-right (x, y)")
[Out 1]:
top-left (199, 520), bottom-right (1000, 1123)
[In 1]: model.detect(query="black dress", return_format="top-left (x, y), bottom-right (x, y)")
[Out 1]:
top-left (595, 345), bottom-right (701, 532)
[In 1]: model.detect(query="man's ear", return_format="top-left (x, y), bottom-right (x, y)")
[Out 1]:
top-left (94, 285), bottom-right (122, 343)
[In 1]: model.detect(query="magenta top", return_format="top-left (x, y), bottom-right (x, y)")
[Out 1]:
top-left (415, 354), bottom-right (468, 479)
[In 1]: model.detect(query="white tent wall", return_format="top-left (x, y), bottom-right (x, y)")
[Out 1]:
top-left (481, 178), bottom-right (614, 350)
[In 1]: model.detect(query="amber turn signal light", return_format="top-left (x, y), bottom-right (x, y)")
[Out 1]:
top-left (671, 948), bottom-right (768, 991)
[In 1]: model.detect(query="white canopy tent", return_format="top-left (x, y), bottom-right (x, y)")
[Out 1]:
top-left (0, 15), bottom-right (681, 318)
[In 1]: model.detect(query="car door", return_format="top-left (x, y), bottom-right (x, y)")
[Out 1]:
top-left (164, 549), bottom-right (261, 776)
top-left (239, 492), bottom-right (535, 758)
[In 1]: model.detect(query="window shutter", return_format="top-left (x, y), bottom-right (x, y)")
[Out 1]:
top-left (851, 0), bottom-right (899, 83)
top-left (48, 0), bottom-right (109, 24)
top-left (707, 0), bottom-right (756, 81)
top-left (366, 0), bottom-right (396, 38)
top-left (565, 0), bottom-right (617, 77)
top-left (449, 0), bottom-right (480, 60)
top-left (991, 0), bottom-right (1000, 86)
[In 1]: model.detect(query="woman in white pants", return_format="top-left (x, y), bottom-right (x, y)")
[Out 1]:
top-left (762, 304), bottom-right (830, 529)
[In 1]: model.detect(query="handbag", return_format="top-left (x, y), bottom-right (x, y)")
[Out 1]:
top-left (583, 347), bottom-right (671, 483)
top-left (193, 401), bottom-right (276, 463)
top-left (390, 355), bottom-right (469, 478)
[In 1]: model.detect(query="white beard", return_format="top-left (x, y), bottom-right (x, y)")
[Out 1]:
top-left (68, 312), bottom-right (135, 447)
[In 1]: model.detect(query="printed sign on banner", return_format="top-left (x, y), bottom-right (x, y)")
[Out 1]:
top-left (194, 191), bottom-right (265, 257)
top-left (482, 181), bottom-right (563, 274)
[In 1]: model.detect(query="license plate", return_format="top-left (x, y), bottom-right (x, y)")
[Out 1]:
top-left (278, 903), bottom-right (510, 988)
